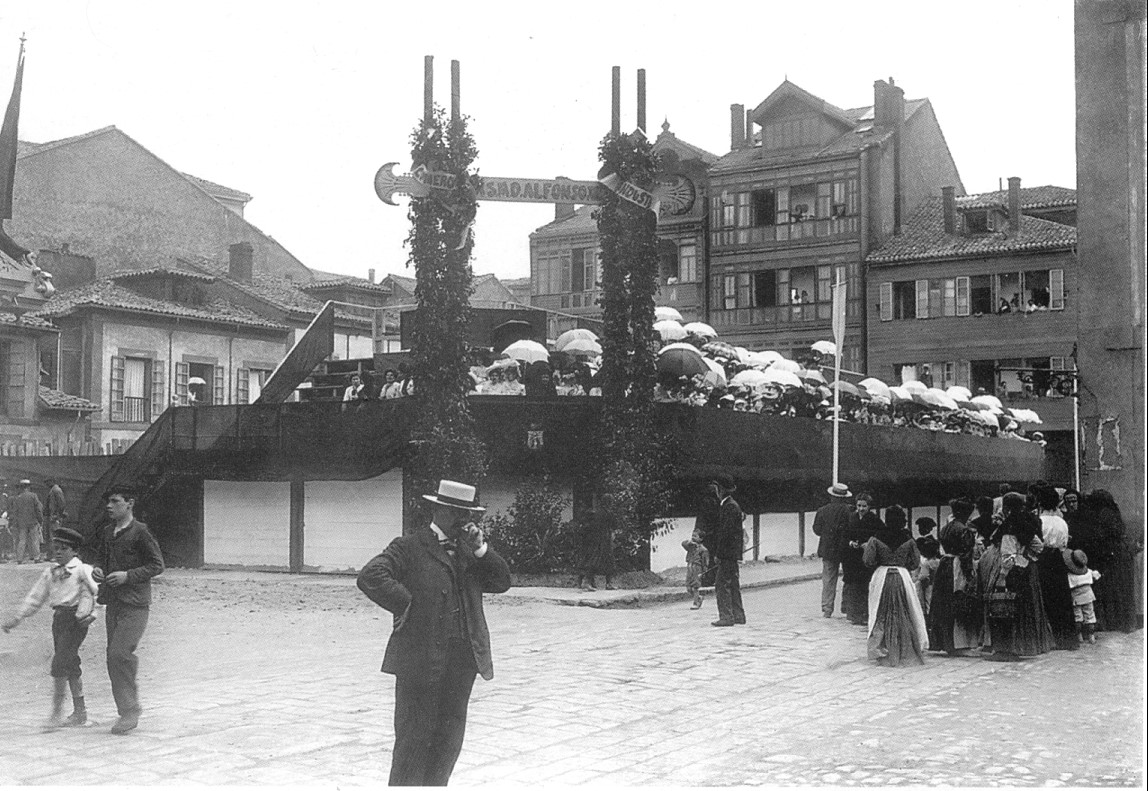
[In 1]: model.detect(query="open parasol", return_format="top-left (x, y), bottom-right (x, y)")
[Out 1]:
top-left (655, 306), bottom-right (684, 323)
top-left (682, 321), bottom-right (718, 339)
top-left (654, 320), bottom-right (688, 343)
top-left (555, 328), bottom-right (598, 351)
top-left (502, 339), bottom-right (549, 363)
top-left (656, 343), bottom-right (709, 378)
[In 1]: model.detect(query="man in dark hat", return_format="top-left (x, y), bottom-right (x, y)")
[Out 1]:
top-left (708, 475), bottom-right (746, 627)
top-left (812, 483), bottom-right (853, 618)
top-left (90, 485), bottom-right (165, 735)
top-left (357, 479), bottom-right (512, 786)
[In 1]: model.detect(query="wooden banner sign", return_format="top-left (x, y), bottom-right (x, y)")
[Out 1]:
top-left (375, 161), bottom-right (696, 216)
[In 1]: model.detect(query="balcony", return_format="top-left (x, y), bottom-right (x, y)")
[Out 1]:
top-left (123, 396), bottom-right (150, 423)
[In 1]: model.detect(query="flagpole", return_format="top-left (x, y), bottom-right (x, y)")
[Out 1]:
top-left (831, 270), bottom-right (843, 487)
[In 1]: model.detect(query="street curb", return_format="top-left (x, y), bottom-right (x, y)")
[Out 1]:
top-left (507, 572), bottom-right (822, 609)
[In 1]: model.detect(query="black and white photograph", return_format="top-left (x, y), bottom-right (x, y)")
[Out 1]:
top-left (0, 1), bottom-right (1143, 786)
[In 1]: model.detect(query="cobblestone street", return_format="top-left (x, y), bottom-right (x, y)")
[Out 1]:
top-left (0, 566), bottom-right (1143, 787)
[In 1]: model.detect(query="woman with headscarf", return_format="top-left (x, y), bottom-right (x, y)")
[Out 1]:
top-left (840, 493), bottom-right (883, 626)
top-left (863, 505), bottom-right (927, 666)
top-left (1087, 490), bottom-right (1139, 633)
top-left (927, 498), bottom-right (983, 655)
top-left (1035, 485), bottom-right (1078, 650)
top-left (979, 492), bottom-right (1054, 660)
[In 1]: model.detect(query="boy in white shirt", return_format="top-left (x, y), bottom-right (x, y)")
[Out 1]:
top-left (3, 527), bottom-right (99, 728)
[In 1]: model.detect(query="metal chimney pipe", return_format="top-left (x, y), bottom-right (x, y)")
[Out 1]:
top-left (637, 69), bottom-right (646, 132)
top-left (1008, 176), bottom-right (1022, 234)
top-left (423, 56), bottom-right (434, 128)
top-left (731, 104), bottom-right (746, 149)
top-left (611, 67), bottom-right (621, 135)
top-left (450, 60), bottom-right (460, 124)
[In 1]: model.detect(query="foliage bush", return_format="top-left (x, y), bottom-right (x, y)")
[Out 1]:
top-left (482, 476), bottom-right (577, 574)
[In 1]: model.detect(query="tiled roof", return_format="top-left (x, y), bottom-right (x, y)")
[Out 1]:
top-left (30, 279), bottom-right (287, 329)
top-left (38, 386), bottom-right (99, 412)
top-left (531, 204), bottom-right (598, 237)
top-left (110, 266), bottom-right (217, 283)
top-left (866, 196), bottom-right (1077, 265)
top-left (957, 185), bottom-right (1076, 211)
top-left (0, 312), bottom-right (56, 330)
top-left (180, 258), bottom-right (371, 325)
top-left (16, 127), bottom-right (118, 159)
top-left (712, 98), bottom-right (927, 173)
top-left (384, 273), bottom-right (417, 295)
top-left (303, 274), bottom-right (392, 294)
top-left (654, 122), bottom-right (719, 165)
top-left (181, 173), bottom-right (252, 203)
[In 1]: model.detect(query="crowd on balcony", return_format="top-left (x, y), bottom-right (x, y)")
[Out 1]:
top-left (456, 320), bottom-right (1044, 443)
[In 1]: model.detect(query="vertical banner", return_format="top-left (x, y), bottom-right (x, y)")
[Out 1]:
top-left (831, 275), bottom-right (847, 348)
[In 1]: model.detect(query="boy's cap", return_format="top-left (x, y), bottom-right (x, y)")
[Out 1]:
top-left (52, 528), bottom-right (85, 549)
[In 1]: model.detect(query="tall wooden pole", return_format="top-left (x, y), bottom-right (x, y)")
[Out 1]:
top-left (637, 68), bottom-right (646, 132)
top-left (450, 59), bottom-right (460, 124)
top-left (611, 66), bottom-right (621, 136)
top-left (423, 55), bottom-right (434, 128)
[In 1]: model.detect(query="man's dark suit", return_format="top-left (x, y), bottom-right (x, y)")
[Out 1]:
top-left (357, 527), bottom-right (511, 786)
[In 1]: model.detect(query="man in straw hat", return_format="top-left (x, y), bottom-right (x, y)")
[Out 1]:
top-left (813, 482), bottom-right (853, 618)
top-left (358, 479), bottom-right (511, 786)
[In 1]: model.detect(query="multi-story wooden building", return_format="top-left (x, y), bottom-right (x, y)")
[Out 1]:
top-left (528, 121), bottom-right (716, 325)
top-left (866, 179), bottom-right (1078, 479)
top-left (706, 78), bottom-right (963, 370)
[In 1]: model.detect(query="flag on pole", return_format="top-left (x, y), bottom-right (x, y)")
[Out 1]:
top-left (0, 37), bottom-right (30, 261)
top-left (831, 272), bottom-right (847, 348)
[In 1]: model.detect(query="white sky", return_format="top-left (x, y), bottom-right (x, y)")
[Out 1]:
top-left (2, 1), bottom-right (1076, 283)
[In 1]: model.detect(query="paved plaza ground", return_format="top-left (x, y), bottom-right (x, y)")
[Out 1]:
top-left (0, 562), bottom-right (1143, 787)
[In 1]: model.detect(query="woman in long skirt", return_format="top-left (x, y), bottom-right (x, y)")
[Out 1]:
top-left (841, 492), bottom-right (883, 626)
top-left (980, 493), bottom-right (1054, 661)
top-left (928, 499), bottom-right (983, 655)
top-left (864, 506), bottom-right (927, 666)
top-left (1036, 485), bottom-right (1078, 650)
top-left (1087, 490), bottom-right (1139, 633)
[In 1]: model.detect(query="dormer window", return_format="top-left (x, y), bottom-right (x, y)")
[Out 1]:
top-left (964, 210), bottom-right (994, 234)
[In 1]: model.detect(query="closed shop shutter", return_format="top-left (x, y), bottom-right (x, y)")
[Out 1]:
top-left (303, 470), bottom-right (404, 571)
top-left (203, 480), bottom-right (291, 568)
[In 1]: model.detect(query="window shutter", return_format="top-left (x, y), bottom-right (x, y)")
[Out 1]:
top-left (150, 361), bottom-right (166, 420)
top-left (1049, 269), bottom-right (1065, 310)
top-left (956, 277), bottom-right (970, 316)
top-left (214, 365), bottom-right (225, 405)
top-left (237, 368), bottom-right (250, 405)
top-left (879, 282), bottom-right (893, 321)
top-left (175, 362), bottom-right (190, 404)
top-left (915, 279), bottom-right (929, 319)
top-left (109, 356), bottom-right (125, 422)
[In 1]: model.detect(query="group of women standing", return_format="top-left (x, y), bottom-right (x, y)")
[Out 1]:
top-left (836, 485), bottom-right (1140, 668)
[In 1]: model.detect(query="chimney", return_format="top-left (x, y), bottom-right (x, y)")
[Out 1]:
top-left (942, 187), bottom-right (956, 234)
top-left (229, 242), bottom-right (254, 282)
top-left (730, 103), bottom-right (746, 149)
top-left (746, 107), bottom-right (754, 146)
top-left (875, 78), bottom-right (907, 234)
top-left (368, 268), bottom-right (375, 284)
top-left (1007, 176), bottom-right (1022, 235)
top-left (555, 203), bottom-right (576, 221)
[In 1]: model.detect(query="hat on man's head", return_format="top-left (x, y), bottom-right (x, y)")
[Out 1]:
top-left (52, 528), bottom-right (84, 549)
top-left (19, 479), bottom-right (31, 486)
top-left (711, 475), bottom-right (736, 493)
top-left (1063, 548), bottom-right (1089, 575)
top-left (422, 480), bottom-right (486, 513)
top-left (827, 482), bottom-right (852, 498)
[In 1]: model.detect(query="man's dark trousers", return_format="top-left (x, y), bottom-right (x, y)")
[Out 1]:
top-left (390, 639), bottom-right (477, 786)
top-left (715, 559), bottom-right (745, 624)
top-left (105, 601), bottom-right (149, 716)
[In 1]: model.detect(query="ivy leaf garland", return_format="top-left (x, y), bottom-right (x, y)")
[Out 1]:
top-left (405, 106), bottom-right (488, 507)
top-left (592, 130), bottom-right (674, 544)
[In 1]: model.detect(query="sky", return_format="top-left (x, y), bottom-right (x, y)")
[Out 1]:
top-left (2, 1), bottom-right (1076, 284)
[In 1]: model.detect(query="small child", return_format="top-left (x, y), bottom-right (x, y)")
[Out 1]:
top-left (914, 517), bottom-right (941, 618)
top-left (1064, 548), bottom-right (1102, 644)
top-left (682, 527), bottom-right (710, 610)
top-left (2, 528), bottom-right (99, 728)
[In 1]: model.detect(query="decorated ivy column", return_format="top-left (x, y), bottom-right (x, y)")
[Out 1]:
top-left (593, 131), bottom-right (674, 564)
top-left (404, 107), bottom-right (487, 525)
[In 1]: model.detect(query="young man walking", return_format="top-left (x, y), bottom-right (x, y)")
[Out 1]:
top-left (90, 486), bottom-right (164, 735)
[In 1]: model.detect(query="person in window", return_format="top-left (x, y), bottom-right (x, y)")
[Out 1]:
top-left (1010, 293), bottom-right (1020, 309)
top-left (800, 290), bottom-right (810, 304)
top-left (998, 298), bottom-right (1012, 314)
top-left (1026, 299), bottom-right (1038, 313)
top-left (919, 366), bottom-right (934, 389)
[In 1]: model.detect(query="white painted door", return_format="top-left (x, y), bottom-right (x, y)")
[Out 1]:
top-left (203, 480), bottom-right (291, 568)
top-left (303, 469), bottom-right (403, 571)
